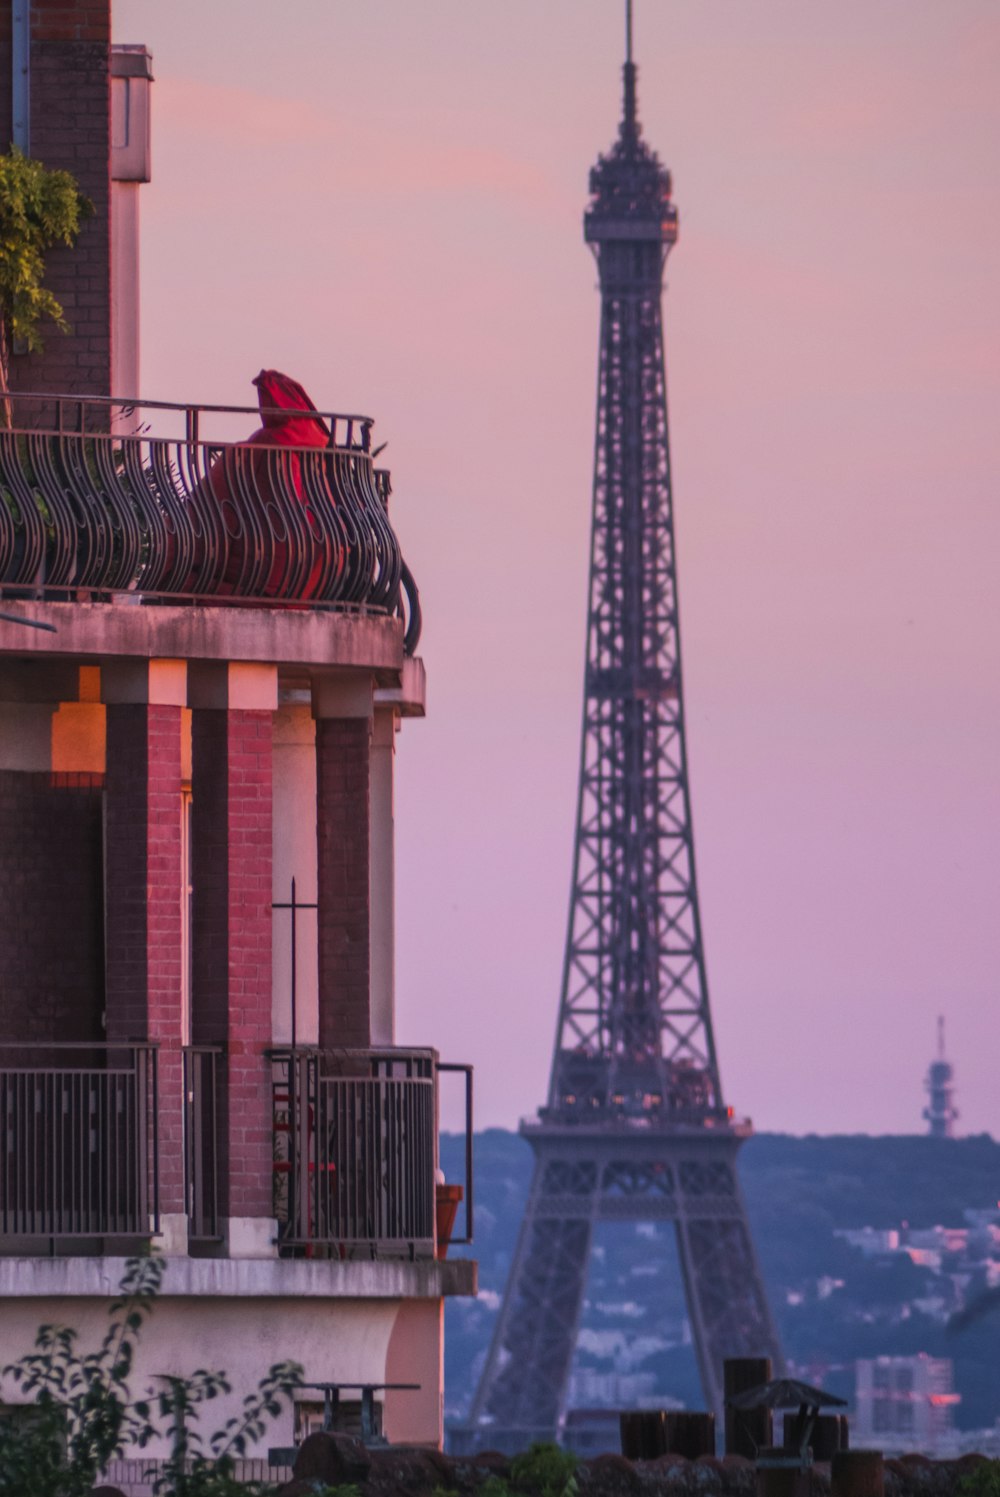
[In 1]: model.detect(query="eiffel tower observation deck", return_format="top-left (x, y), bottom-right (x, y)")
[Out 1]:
top-left (456, 6), bottom-right (782, 1453)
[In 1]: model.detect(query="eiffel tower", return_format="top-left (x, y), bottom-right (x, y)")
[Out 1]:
top-left (458, 6), bottom-right (782, 1453)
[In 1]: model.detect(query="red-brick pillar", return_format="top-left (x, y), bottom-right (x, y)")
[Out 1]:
top-left (190, 663), bottom-right (277, 1256)
top-left (103, 660), bottom-right (187, 1229)
top-left (9, 0), bottom-right (113, 402)
top-left (314, 678), bottom-right (374, 1051)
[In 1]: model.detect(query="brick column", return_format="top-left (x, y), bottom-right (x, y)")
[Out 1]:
top-left (103, 660), bottom-right (186, 1233)
top-left (190, 663), bottom-right (277, 1257)
top-left (14, 1), bottom-right (113, 401)
top-left (313, 677), bottom-right (374, 1051)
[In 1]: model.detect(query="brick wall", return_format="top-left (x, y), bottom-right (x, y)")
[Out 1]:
top-left (317, 718), bottom-right (372, 1050)
top-left (191, 708), bottom-right (274, 1221)
top-left (0, 0), bottom-right (112, 402)
top-left (0, 770), bottom-right (104, 1044)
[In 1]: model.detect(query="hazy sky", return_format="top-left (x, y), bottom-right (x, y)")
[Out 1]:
top-left (114, 1), bottom-right (1000, 1138)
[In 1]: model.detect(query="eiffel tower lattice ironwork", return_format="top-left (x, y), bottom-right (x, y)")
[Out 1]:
top-left (459, 12), bottom-right (782, 1454)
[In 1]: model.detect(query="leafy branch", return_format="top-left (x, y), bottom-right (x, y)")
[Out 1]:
top-left (0, 146), bottom-right (93, 418)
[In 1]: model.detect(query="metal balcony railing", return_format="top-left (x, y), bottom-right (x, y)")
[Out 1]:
top-left (0, 392), bottom-right (420, 649)
top-left (272, 1048), bottom-right (448, 1257)
top-left (0, 1043), bottom-right (158, 1246)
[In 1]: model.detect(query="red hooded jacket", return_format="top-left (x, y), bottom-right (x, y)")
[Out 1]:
top-left (215, 370), bottom-right (332, 597)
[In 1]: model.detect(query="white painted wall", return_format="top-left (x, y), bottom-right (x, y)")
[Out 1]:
top-left (0, 1293), bottom-right (444, 1455)
top-left (272, 703), bottom-right (319, 1046)
top-left (370, 707), bottom-right (397, 1045)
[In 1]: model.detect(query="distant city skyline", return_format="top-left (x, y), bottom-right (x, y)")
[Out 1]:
top-left (115, 0), bottom-right (1000, 1136)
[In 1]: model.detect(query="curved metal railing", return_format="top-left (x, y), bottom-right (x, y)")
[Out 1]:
top-left (0, 392), bottom-right (421, 651)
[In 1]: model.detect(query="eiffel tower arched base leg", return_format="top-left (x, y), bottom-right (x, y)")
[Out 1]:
top-left (453, 1129), bottom-right (781, 1456)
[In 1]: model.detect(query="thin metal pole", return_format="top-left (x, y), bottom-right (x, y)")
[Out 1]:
top-left (290, 877), bottom-right (297, 1050)
top-left (273, 878), bottom-right (317, 1050)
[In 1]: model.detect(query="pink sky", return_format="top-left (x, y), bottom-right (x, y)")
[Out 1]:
top-left (114, 1), bottom-right (1000, 1137)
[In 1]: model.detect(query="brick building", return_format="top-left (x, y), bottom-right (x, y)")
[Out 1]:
top-left (0, 2), bottom-right (474, 1462)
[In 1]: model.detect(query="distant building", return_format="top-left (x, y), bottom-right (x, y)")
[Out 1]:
top-left (854, 1355), bottom-right (960, 1454)
top-left (567, 1370), bottom-right (680, 1411)
top-left (835, 1228), bottom-right (901, 1257)
top-left (924, 1017), bottom-right (958, 1138)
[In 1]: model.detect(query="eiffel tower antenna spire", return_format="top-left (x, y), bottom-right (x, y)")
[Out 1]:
top-left (623, 0), bottom-right (638, 135)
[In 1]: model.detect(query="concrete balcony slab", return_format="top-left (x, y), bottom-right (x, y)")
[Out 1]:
top-left (0, 598), bottom-right (405, 679)
top-left (0, 1252), bottom-right (477, 1301)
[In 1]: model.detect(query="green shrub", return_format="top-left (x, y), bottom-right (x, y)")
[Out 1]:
top-left (510, 1442), bottom-right (580, 1497)
top-left (958, 1463), bottom-right (1000, 1497)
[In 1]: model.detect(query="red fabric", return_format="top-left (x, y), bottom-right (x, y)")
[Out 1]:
top-left (214, 370), bottom-right (332, 598)
top-left (246, 369), bottom-right (330, 449)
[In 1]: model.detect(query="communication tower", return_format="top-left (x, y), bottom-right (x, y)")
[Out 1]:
top-left (924, 1017), bottom-right (958, 1139)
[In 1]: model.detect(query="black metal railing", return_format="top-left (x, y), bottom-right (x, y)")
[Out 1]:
top-left (0, 1043), bottom-right (158, 1245)
top-left (437, 1060), bottom-right (475, 1246)
top-left (0, 392), bottom-right (420, 649)
top-left (183, 1045), bottom-right (221, 1243)
top-left (271, 1048), bottom-right (438, 1256)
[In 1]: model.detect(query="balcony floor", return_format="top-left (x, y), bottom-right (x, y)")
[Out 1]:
top-left (0, 597), bottom-right (408, 677)
top-left (0, 1250), bottom-right (476, 1300)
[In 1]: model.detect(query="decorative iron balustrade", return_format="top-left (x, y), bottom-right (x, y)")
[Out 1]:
top-left (0, 1043), bottom-right (158, 1246)
top-left (0, 392), bottom-right (420, 651)
top-left (272, 1048), bottom-right (440, 1257)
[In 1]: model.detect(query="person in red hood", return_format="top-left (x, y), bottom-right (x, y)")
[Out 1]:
top-left (214, 369), bottom-right (333, 598)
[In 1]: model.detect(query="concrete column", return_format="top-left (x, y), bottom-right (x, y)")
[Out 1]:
top-left (384, 1299), bottom-right (444, 1448)
top-left (370, 707), bottom-right (397, 1046)
top-left (103, 659), bottom-right (187, 1229)
top-left (272, 703), bottom-right (319, 1046)
top-left (313, 675), bottom-right (373, 1052)
top-left (190, 662), bottom-right (278, 1258)
top-left (111, 46), bottom-right (152, 413)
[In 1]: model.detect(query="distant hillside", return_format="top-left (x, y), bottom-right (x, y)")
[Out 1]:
top-left (440, 1130), bottom-right (1000, 1430)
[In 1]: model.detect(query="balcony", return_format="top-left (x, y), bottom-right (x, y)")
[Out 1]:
top-left (0, 1043), bottom-right (471, 1262)
top-left (271, 1048), bottom-right (473, 1261)
top-left (0, 390), bottom-right (419, 650)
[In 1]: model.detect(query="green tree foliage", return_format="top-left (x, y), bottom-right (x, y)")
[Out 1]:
top-left (0, 1254), bottom-right (301, 1497)
top-left (510, 1443), bottom-right (579, 1497)
top-left (0, 146), bottom-right (92, 400)
top-left (476, 1443), bottom-right (580, 1497)
top-left (957, 1462), bottom-right (1000, 1497)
